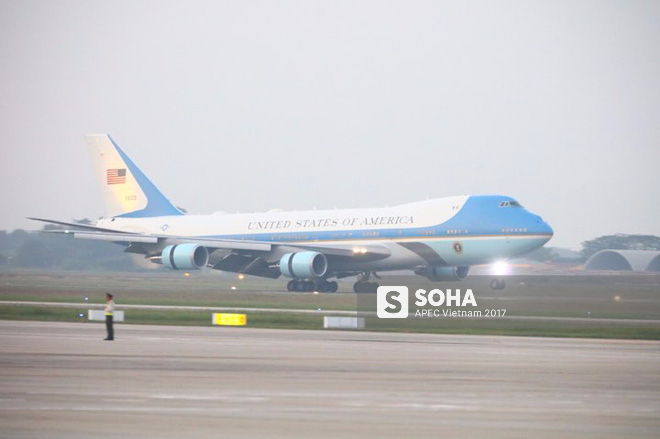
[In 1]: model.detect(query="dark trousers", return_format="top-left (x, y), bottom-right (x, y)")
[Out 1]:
top-left (105, 315), bottom-right (114, 340)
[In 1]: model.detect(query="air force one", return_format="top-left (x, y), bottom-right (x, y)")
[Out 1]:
top-left (31, 135), bottom-right (553, 293)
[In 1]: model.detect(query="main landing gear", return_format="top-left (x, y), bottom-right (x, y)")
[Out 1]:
top-left (353, 272), bottom-right (379, 293)
top-left (287, 279), bottom-right (338, 293)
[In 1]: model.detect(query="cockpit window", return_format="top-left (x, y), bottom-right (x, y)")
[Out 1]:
top-left (499, 200), bottom-right (523, 208)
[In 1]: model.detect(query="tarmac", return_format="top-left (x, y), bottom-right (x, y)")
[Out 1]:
top-left (0, 320), bottom-right (658, 438)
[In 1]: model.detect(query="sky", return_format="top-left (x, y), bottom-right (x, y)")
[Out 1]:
top-left (1, 0), bottom-right (658, 249)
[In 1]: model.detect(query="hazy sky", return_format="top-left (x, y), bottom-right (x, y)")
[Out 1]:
top-left (1, 0), bottom-right (658, 249)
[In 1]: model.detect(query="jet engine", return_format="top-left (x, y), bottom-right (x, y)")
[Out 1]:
top-left (416, 266), bottom-right (470, 282)
top-left (161, 244), bottom-right (209, 270)
top-left (279, 252), bottom-right (328, 279)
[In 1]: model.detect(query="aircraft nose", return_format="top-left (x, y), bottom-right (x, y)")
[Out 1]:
top-left (535, 216), bottom-right (553, 242)
top-left (542, 223), bottom-right (553, 243)
top-left (525, 212), bottom-right (553, 237)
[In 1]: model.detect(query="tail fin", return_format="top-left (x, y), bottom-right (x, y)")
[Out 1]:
top-left (85, 134), bottom-right (183, 218)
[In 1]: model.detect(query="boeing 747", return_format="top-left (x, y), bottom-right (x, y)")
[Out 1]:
top-left (31, 135), bottom-right (553, 292)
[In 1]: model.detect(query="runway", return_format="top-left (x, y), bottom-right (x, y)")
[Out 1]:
top-left (0, 321), bottom-right (658, 438)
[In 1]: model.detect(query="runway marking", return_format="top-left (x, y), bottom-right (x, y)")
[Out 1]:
top-left (102, 398), bottom-right (147, 404)
top-left (1, 406), bottom-right (248, 414)
top-left (151, 394), bottom-right (268, 402)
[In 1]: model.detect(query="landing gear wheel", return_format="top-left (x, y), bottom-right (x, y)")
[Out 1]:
top-left (490, 279), bottom-right (506, 290)
top-left (316, 280), bottom-right (335, 293)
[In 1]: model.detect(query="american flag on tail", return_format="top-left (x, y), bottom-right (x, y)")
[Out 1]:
top-left (106, 168), bottom-right (126, 185)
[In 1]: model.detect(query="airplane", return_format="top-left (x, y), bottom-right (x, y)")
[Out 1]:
top-left (30, 134), bottom-right (554, 293)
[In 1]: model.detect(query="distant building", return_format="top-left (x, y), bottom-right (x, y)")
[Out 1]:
top-left (585, 250), bottom-right (660, 272)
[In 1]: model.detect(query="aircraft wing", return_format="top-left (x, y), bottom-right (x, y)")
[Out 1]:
top-left (29, 217), bottom-right (272, 251)
top-left (51, 228), bottom-right (390, 258)
top-left (29, 217), bottom-right (390, 258)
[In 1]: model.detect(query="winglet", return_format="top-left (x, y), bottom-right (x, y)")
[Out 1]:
top-left (85, 134), bottom-right (184, 218)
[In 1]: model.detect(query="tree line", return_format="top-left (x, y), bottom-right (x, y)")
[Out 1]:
top-left (0, 228), bottom-right (148, 271)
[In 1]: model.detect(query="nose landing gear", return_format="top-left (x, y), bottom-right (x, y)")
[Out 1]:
top-left (490, 278), bottom-right (506, 290)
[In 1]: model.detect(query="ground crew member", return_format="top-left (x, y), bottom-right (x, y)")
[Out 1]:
top-left (104, 293), bottom-right (115, 341)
